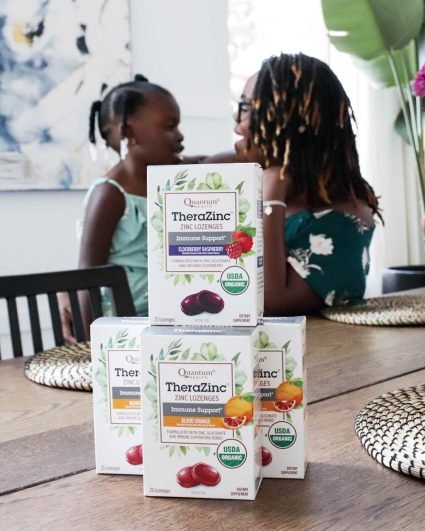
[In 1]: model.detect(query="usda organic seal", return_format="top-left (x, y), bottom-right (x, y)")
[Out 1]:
top-left (220, 266), bottom-right (249, 295)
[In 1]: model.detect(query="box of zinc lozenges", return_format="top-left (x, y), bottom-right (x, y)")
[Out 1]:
top-left (91, 317), bottom-right (149, 475)
top-left (147, 163), bottom-right (263, 327)
top-left (256, 317), bottom-right (307, 479)
top-left (141, 326), bottom-right (262, 499)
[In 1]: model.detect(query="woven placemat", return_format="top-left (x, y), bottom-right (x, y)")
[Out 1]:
top-left (321, 295), bottom-right (425, 326)
top-left (355, 384), bottom-right (425, 479)
top-left (24, 342), bottom-right (92, 391)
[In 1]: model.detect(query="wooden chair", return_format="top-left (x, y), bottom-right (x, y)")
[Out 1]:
top-left (0, 265), bottom-right (136, 359)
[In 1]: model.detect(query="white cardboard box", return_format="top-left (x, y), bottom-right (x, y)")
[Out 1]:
top-left (141, 326), bottom-right (262, 499)
top-left (91, 317), bottom-right (148, 475)
top-left (147, 163), bottom-right (263, 326)
top-left (257, 317), bottom-right (307, 479)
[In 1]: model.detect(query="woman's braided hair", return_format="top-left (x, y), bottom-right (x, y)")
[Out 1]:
top-left (88, 74), bottom-right (170, 149)
top-left (250, 53), bottom-right (382, 221)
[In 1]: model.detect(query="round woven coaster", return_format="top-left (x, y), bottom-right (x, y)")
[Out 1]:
top-left (321, 295), bottom-right (425, 326)
top-left (24, 342), bottom-right (92, 391)
top-left (355, 384), bottom-right (425, 479)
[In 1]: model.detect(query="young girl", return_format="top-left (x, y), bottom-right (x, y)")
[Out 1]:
top-left (61, 75), bottom-right (199, 341)
top-left (214, 53), bottom-right (383, 315)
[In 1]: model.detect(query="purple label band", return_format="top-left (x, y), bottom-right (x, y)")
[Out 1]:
top-left (168, 245), bottom-right (226, 256)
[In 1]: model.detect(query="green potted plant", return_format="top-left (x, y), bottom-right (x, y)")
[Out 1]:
top-left (321, 0), bottom-right (425, 292)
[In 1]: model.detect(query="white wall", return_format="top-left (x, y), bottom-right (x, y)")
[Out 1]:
top-left (0, 0), bottom-right (231, 279)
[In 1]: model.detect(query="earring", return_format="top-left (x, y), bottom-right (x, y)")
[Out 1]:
top-left (120, 137), bottom-right (129, 160)
top-left (89, 143), bottom-right (97, 162)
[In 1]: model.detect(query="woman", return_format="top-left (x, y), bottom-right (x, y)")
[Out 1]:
top-left (226, 53), bottom-right (383, 315)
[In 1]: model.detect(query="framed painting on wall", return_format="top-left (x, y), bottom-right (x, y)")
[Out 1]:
top-left (0, 0), bottom-right (130, 190)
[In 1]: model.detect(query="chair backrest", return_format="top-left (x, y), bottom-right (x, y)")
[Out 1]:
top-left (0, 265), bottom-right (136, 358)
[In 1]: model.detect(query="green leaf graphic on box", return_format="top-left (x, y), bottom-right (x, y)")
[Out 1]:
top-left (151, 211), bottom-right (163, 232)
top-left (240, 392), bottom-right (254, 403)
top-left (235, 370), bottom-right (247, 386)
top-left (206, 172), bottom-right (219, 188)
top-left (188, 178), bottom-right (196, 190)
top-left (191, 353), bottom-right (206, 361)
top-left (235, 181), bottom-right (244, 194)
top-left (282, 340), bottom-right (291, 353)
top-left (239, 213), bottom-right (247, 223)
top-left (286, 356), bottom-right (297, 373)
top-left (237, 225), bottom-right (256, 238)
top-left (292, 378), bottom-right (303, 388)
top-left (196, 182), bottom-right (211, 191)
top-left (239, 198), bottom-right (251, 213)
top-left (184, 274), bottom-right (192, 283)
top-left (180, 446), bottom-right (187, 455)
top-left (181, 348), bottom-right (190, 360)
top-left (232, 352), bottom-right (241, 366)
top-left (235, 384), bottom-right (243, 395)
top-left (144, 381), bottom-right (157, 402)
top-left (257, 331), bottom-right (269, 348)
top-left (286, 371), bottom-right (293, 381)
top-left (200, 273), bottom-right (215, 283)
top-left (169, 446), bottom-right (175, 457)
top-left (95, 367), bottom-right (107, 387)
top-left (201, 342), bottom-right (215, 358)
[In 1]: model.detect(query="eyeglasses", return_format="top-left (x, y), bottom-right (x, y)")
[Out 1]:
top-left (236, 99), bottom-right (252, 123)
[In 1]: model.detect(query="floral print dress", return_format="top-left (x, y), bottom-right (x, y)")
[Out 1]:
top-left (285, 209), bottom-right (374, 306)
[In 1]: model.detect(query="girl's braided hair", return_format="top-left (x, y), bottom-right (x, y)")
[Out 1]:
top-left (250, 53), bottom-right (382, 221)
top-left (88, 74), bottom-right (170, 148)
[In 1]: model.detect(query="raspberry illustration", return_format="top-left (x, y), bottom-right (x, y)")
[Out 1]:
top-left (225, 240), bottom-right (243, 259)
top-left (232, 230), bottom-right (254, 253)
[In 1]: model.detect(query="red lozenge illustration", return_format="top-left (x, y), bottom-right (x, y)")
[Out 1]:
top-left (125, 444), bottom-right (143, 465)
top-left (191, 462), bottom-right (221, 487)
top-left (176, 465), bottom-right (201, 488)
top-left (261, 446), bottom-right (272, 466)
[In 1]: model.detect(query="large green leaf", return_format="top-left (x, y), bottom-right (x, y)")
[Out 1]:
top-left (322, 0), bottom-right (423, 89)
top-left (322, 0), bottom-right (423, 60)
top-left (352, 41), bottom-right (417, 88)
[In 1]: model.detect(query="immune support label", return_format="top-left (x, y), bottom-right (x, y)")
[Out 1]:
top-left (157, 361), bottom-right (234, 444)
top-left (107, 349), bottom-right (141, 425)
top-left (164, 191), bottom-right (237, 273)
top-left (258, 349), bottom-right (285, 423)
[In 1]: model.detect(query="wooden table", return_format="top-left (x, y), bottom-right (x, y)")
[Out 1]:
top-left (1, 312), bottom-right (425, 530)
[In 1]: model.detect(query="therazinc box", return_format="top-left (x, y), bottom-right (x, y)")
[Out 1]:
top-left (147, 163), bottom-right (264, 326)
top-left (141, 326), bottom-right (262, 499)
top-left (257, 317), bottom-right (307, 479)
top-left (91, 317), bottom-right (148, 475)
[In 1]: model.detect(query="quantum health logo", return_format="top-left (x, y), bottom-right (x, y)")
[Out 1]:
top-left (268, 421), bottom-right (297, 449)
top-left (217, 439), bottom-right (247, 468)
top-left (220, 266), bottom-right (249, 295)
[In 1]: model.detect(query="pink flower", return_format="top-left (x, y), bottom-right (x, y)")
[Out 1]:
top-left (413, 64), bottom-right (425, 97)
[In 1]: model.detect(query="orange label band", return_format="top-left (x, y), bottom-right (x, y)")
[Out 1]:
top-left (112, 398), bottom-right (141, 410)
top-left (163, 416), bottom-right (223, 428)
